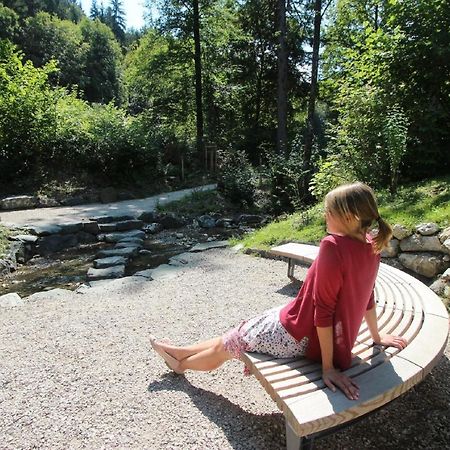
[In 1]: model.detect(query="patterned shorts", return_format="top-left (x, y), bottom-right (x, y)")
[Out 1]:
top-left (222, 305), bottom-right (309, 361)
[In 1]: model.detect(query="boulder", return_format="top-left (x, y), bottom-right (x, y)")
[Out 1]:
top-left (100, 230), bottom-right (145, 243)
top-left (238, 214), bottom-right (263, 225)
top-left (158, 214), bottom-right (186, 229)
top-left (0, 195), bottom-right (38, 210)
top-left (87, 265), bottom-right (125, 280)
top-left (60, 196), bottom-right (84, 206)
top-left (37, 196), bottom-right (60, 207)
top-left (100, 187), bottom-right (118, 203)
top-left (197, 215), bottom-right (216, 228)
top-left (392, 224), bottom-right (412, 240)
top-left (441, 238), bottom-right (450, 254)
top-left (93, 256), bottom-right (127, 268)
top-left (380, 239), bottom-right (400, 258)
top-left (82, 222), bottom-right (100, 234)
top-left (138, 211), bottom-right (157, 223)
top-left (97, 247), bottom-right (138, 258)
top-left (116, 219), bottom-right (144, 231)
top-left (399, 234), bottom-right (445, 253)
top-left (442, 268), bottom-right (450, 281)
top-left (429, 278), bottom-right (447, 296)
top-left (439, 226), bottom-right (450, 243)
top-left (143, 223), bottom-right (163, 234)
top-left (36, 234), bottom-right (78, 255)
top-left (215, 218), bottom-right (234, 228)
top-left (0, 293), bottom-right (23, 307)
top-left (399, 253), bottom-right (449, 278)
top-left (415, 222), bottom-right (440, 236)
top-left (76, 231), bottom-right (97, 244)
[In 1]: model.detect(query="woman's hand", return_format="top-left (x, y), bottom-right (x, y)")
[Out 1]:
top-left (322, 368), bottom-right (359, 400)
top-left (375, 334), bottom-right (408, 349)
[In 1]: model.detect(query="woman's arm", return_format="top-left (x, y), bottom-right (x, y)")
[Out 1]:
top-left (364, 305), bottom-right (408, 348)
top-left (317, 325), bottom-right (359, 400)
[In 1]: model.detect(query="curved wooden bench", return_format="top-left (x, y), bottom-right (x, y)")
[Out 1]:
top-left (242, 243), bottom-right (449, 450)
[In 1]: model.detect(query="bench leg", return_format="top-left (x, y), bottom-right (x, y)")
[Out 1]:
top-left (288, 259), bottom-right (295, 279)
top-left (286, 421), bottom-right (314, 450)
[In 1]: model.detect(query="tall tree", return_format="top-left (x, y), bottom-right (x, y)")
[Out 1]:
top-left (303, 0), bottom-right (322, 194)
top-left (192, 0), bottom-right (204, 158)
top-left (110, 0), bottom-right (126, 44)
top-left (90, 0), bottom-right (100, 19)
top-left (276, 0), bottom-right (288, 155)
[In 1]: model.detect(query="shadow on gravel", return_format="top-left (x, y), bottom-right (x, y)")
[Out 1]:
top-left (276, 280), bottom-right (302, 297)
top-left (147, 353), bottom-right (450, 449)
top-left (148, 373), bottom-right (286, 449)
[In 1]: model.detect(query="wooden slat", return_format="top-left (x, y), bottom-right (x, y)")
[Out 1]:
top-left (283, 356), bottom-right (423, 437)
top-left (270, 243), bottom-right (319, 266)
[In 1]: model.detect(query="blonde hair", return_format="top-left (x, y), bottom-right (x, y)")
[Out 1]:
top-left (324, 182), bottom-right (392, 253)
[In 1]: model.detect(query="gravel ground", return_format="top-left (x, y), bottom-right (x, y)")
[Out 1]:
top-left (0, 248), bottom-right (449, 450)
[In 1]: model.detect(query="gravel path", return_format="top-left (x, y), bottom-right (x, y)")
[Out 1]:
top-left (0, 184), bottom-right (216, 228)
top-left (1, 248), bottom-right (449, 449)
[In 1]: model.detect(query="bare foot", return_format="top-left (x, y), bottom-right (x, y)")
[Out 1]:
top-left (150, 335), bottom-right (185, 374)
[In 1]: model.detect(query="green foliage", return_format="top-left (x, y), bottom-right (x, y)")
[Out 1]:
top-left (79, 17), bottom-right (125, 104)
top-left (263, 151), bottom-right (308, 213)
top-left (217, 149), bottom-right (257, 206)
top-left (383, 104), bottom-right (409, 193)
top-left (309, 154), bottom-right (355, 200)
top-left (20, 12), bottom-right (87, 88)
top-left (0, 40), bottom-right (59, 186)
top-left (0, 4), bottom-right (19, 40)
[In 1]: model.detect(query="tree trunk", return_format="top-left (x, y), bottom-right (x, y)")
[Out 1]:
top-left (303, 0), bottom-right (321, 194)
top-left (193, 0), bottom-right (204, 160)
top-left (277, 0), bottom-right (288, 155)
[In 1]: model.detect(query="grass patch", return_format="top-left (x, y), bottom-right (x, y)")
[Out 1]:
top-left (0, 225), bottom-right (14, 258)
top-left (237, 175), bottom-right (450, 250)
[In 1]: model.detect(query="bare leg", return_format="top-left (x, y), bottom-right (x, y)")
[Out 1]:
top-left (154, 337), bottom-right (221, 361)
top-left (151, 337), bottom-right (232, 373)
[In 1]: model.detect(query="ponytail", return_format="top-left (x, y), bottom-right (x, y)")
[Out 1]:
top-left (372, 216), bottom-right (393, 254)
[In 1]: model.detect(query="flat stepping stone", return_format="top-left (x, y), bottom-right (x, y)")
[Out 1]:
top-left (189, 240), bottom-right (228, 252)
top-left (150, 264), bottom-right (183, 281)
top-left (99, 223), bottom-right (118, 232)
top-left (89, 215), bottom-right (134, 223)
top-left (23, 224), bottom-right (62, 236)
top-left (115, 242), bottom-right (142, 249)
top-left (97, 247), bottom-right (138, 258)
top-left (93, 256), bottom-right (127, 268)
top-left (58, 222), bottom-right (83, 234)
top-left (169, 252), bottom-right (198, 266)
top-left (87, 265), bottom-right (125, 281)
top-left (117, 237), bottom-right (144, 245)
top-left (134, 269), bottom-right (153, 279)
top-left (9, 235), bottom-right (39, 243)
top-left (88, 276), bottom-right (145, 289)
top-left (99, 230), bottom-right (145, 243)
top-left (0, 293), bottom-right (24, 307)
top-left (116, 220), bottom-right (144, 231)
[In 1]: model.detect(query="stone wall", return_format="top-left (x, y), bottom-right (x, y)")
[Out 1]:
top-left (381, 223), bottom-right (450, 298)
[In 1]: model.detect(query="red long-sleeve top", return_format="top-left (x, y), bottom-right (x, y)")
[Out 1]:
top-left (279, 234), bottom-right (380, 370)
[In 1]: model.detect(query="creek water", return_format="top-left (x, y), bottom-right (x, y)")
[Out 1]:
top-left (0, 226), bottom-right (242, 298)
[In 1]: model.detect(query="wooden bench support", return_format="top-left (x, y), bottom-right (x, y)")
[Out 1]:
top-left (244, 243), bottom-right (449, 449)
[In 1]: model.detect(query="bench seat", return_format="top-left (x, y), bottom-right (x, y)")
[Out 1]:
top-left (242, 243), bottom-right (449, 449)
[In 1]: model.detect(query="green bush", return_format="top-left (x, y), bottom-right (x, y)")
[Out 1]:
top-left (0, 40), bottom-right (59, 187)
top-left (218, 149), bottom-right (257, 206)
